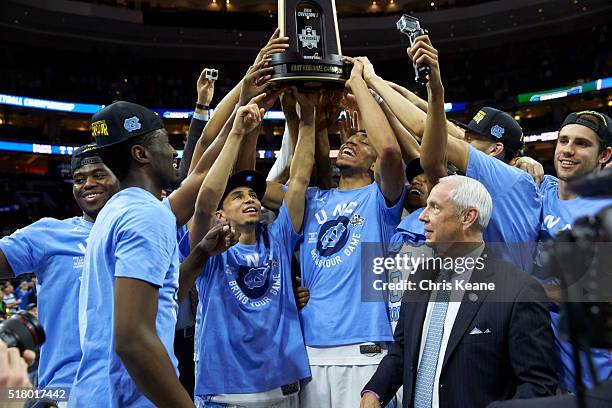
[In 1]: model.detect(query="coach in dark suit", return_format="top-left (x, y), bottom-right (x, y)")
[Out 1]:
top-left (360, 176), bottom-right (557, 408)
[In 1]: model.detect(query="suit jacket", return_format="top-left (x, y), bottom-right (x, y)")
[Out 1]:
top-left (488, 381), bottom-right (612, 408)
top-left (364, 249), bottom-right (558, 408)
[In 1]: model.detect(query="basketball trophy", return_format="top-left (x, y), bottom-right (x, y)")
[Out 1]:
top-left (269, 0), bottom-right (350, 89)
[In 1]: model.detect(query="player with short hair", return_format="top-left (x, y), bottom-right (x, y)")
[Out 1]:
top-left (185, 89), bottom-right (314, 408)
top-left (538, 110), bottom-right (612, 392)
top-left (70, 101), bottom-right (192, 407)
top-left (0, 143), bottom-right (119, 392)
top-left (296, 58), bottom-right (406, 408)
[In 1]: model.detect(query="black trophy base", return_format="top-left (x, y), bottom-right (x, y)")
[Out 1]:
top-left (269, 52), bottom-right (349, 90)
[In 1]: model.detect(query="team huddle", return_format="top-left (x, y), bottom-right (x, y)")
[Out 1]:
top-left (1, 30), bottom-right (611, 408)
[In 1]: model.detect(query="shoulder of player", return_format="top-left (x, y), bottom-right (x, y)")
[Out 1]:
top-left (539, 175), bottom-right (558, 195)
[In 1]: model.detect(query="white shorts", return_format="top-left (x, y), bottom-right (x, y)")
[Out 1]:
top-left (195, 394), bottom-right (298, 408)
top-left (299, 364), bottom-right (382, 408)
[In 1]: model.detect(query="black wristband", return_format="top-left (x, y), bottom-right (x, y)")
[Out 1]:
top-left (196, 103), bottom-right (209, 111)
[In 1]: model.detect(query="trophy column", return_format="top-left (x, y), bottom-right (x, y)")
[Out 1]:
top-left (270, 0), bottom-right (349, 89)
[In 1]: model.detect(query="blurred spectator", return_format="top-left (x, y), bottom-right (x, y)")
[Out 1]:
top-left (15, 281), bottom-right (35, 310)
top-left (2, 283), bottom-right (18, 313)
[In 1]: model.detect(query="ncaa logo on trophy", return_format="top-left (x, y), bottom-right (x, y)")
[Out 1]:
top-left (270, 0), bottom-right (350, 89)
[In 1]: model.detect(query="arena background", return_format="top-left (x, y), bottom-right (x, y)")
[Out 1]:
top-left (0, 0), bottom-right (609, 235)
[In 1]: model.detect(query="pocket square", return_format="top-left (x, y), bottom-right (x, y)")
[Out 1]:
top-left (469, 327), bottom-right (483, 335)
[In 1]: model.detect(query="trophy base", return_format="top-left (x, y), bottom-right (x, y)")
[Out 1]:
top-left (269, 53), bottom-right (349, 90)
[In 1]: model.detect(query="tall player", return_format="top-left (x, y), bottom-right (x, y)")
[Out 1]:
top-left (297, 58), bottom-right (406, 408)
top-left (0, 144), bottom-right (118, 393)
top-left (70, 101), bottom-right (192, 407)
top-left (185, 90), bottom-right (314, 407)
top-left (538, 110), bottom-right (612, 392)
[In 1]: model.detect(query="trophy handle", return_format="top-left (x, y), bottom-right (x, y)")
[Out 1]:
top-left (279, 0), bottom-right (286, 37)
top-left (330, 0), bottom-right (341, 55)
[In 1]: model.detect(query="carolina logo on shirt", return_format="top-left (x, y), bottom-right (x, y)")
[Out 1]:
top-left (227, 259), bottom-right (281, 309)
top-left (310, 201), bottom-right (366, 268)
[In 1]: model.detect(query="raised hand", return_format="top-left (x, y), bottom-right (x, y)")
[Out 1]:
top-left (233, 95), bottom-right (266, 135)
top-left (338, 110), bottom-right (360, 143)
top-left (344, 57), bottom-right (365, 91)
top-left (407, 35), bottom-right (442, 95)
top-left (354, 56), bottom-right (377, 82)
top-left (196, 68), bottom-right (216, 107)
top-left (197, 222), bottom-right (240, 257)
top-left (280, 88), bottom-right (299, 122)
top-left (239, 60), bottom-right (274, 106)
top-left (293, 88), bottom-right (317, 123)
top-left (254, 28), bottom-right (290, 65)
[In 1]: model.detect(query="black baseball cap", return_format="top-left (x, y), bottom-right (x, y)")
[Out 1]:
top-left (90, 101), bottom-right (164, 148)
top-left (219, 170), bottom-right (267, 209)
top-left (71, 143), bottom-right (103, 174)
top-left (405, 158), bottom-right (458, 182)
top-left (405, 158), bottom-right (425, 182)
top-left (466, 107), bottom-right (524, 154)
top-left (560, 110), bottom-right (612, 146)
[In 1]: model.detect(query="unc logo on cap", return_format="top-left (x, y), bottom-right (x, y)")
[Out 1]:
top-left (124, 116), bottom-right (142, 133)
top-left (491, 125), bottom-right (505, 139)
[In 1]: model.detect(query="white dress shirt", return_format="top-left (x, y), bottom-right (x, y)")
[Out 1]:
top-left (416, 244), bottom-right (485, 408)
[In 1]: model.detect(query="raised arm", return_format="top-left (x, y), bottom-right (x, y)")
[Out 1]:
top-left (179, 68), bottom-right (216, 182)
top-left (380, 100), bottom-right (420, 164)
top-left (346, 57), bottom-right (405, 203)
top-left (189, 97), bottom-right (265, 249)
top-left (411, 35), bottom-right (449, 185)
top-left (386, 80), bottom-right (428, 113)
top-left (285, 89), bottom-right (316, 232)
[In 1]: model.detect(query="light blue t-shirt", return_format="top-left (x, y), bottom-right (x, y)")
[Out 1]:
top-left (387, 208), bottom-right (429, 331)
top-left (539, 174), bottom-right (612, 392)
top-left (0, 216), bottom-right (92, 389)
top-left (299, 182), bottom-right (405, 346)
top-left (194, 203), bottom-right (309, 396)
top-left (390, 207), bottom-right (425, 249)
top-left (466, 145), bottom-right (541, 274)
top-left (71, 188), bottom-right (179, 408)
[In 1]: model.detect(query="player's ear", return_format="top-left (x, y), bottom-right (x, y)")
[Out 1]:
top-left (131, 144), bottom-right (150, 165)
top-left (215, 210), bottom-right (226, 223)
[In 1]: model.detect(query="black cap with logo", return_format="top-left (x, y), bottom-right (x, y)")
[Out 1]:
top-left (90, 101), bottom-right (164, 148)
top-left (71, 143), bottom-right (103, 174)
top-left (466, 107), bottom-right (524, 154)
top-left (219, 170), bottom-right (267, 209)
top-left (560, 110), bottom-right (612, 146)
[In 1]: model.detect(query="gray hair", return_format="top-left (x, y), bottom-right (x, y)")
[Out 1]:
top-left (440, 175), bottom-right (492, 231)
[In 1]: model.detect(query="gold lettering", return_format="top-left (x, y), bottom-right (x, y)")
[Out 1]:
top-left (91, 120), bottom-right (109, 137)
top-left (473, 110), bottom-right (486, 124)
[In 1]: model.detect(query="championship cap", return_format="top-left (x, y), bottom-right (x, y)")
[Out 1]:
top-left (90, 101), bottom-right (164, 148)
top-left (560, 110), bottom-right (612, 146)
top-left (466, 107), bottom-right (524, 154)
top-left (219, 170), bottom-right (267, 209)
top-left (71, 143), bottom-right (103, 174)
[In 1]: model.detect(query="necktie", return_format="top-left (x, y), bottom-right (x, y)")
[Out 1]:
top-left (414, 268), bottom-right (452, 408)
